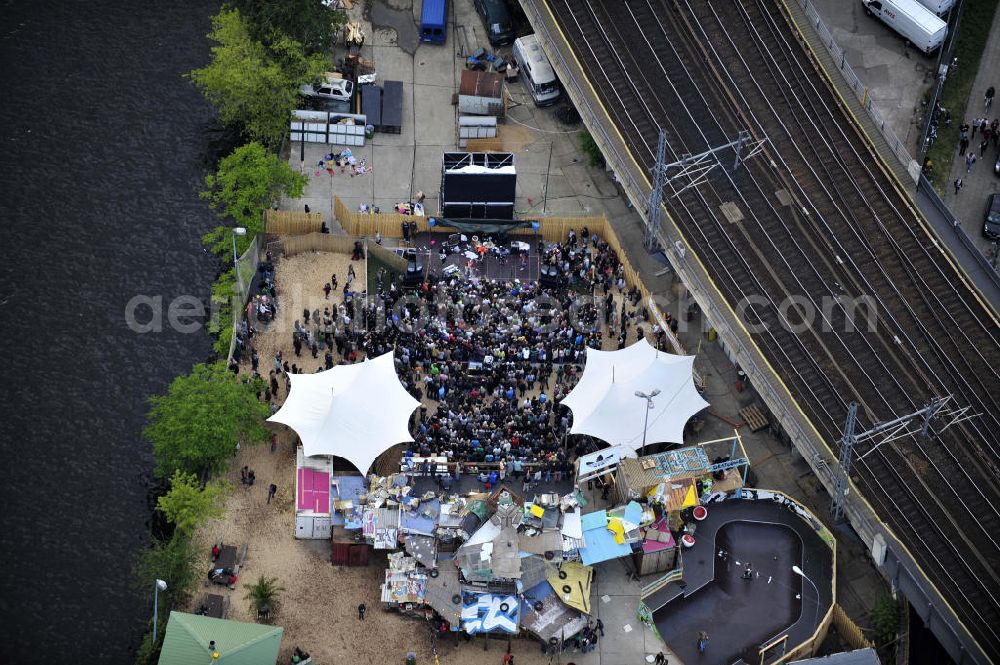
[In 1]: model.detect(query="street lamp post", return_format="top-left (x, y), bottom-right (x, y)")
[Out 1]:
top-left (634, 389), bottom-right (661, 457)
top-left (232, 227), bottom-right (247, 304)
top-left (153, 579), bottom-right (168, 643)
top-left (792, 565), bottom-right (820, 630)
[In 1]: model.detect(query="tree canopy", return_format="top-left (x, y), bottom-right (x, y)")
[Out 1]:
top-left (189, 8), bottom-right (326, 147)
top-left (157, 471), bottom-right (229, 535)
top-left (201, 141), bottom-right (307, 256)
top-left (229, 0), bottom-right (347, 55)
top-left (133, 533), bottom-right (201, 613)
top-left (144, 361), bottom-right (269, 478)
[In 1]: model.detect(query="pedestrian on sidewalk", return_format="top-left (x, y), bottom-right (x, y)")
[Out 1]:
top-left (972, 118), bottom-right (981, 138)
top-left (959, 134), bottom-right (969, 156)
top-left (654, 653), bottom-right (668, 665)
top-left (596, 618), bottom-right (604, 636)
top-left (954, 178), bottom-right (963, 195)
top-left (981, 138), bottom-right (990, 157)
top-left (986, 85), bottom-right (995, 111)
top-left (966, 152), bottom-right (977, 172)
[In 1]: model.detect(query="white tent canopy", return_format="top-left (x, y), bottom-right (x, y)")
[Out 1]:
top-left (560, 339), bottom-right (709, 449)
top-left (268, 351), bottom-right (420, 473)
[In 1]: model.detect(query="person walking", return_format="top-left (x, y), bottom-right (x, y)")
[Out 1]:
top-left (986, 85), bottom-right (995, 111)
top-left (966, 152), bottom-right (977, 173)
top-left (654, 653), bottom-right (668, 665)
top-left (267, 483), bottom-right (277, 503)
top-left (959, 133), bottom-right (969, 156)
top-left (697, 630), bottom-right (709, 653)
top-left (972, 117), bottom-right (981, 138)
top-left (358, 603), bottom-right (366, 620)
top-left (981, 138), bottom-right (990, 157)
top-left (595, 618), bottom-right (604, 637)
top-left (954, 178), bottom-right (964, 195)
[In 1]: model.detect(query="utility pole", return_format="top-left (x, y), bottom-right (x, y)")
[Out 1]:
top-left (644, 128), bottom-right (765, 252)
top-left (831, 397), bottom-right (968, 522)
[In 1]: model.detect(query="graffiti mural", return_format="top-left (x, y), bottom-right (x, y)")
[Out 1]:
top-left (461, 593), bottom-right (519, 634)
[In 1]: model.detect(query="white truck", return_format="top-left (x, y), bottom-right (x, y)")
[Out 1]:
top-left (914, 0), bottom-right (955, 15)
top-left (862, 0), bottom-right (948, 53)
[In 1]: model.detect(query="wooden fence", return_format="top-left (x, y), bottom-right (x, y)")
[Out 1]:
top-left (265, 209), bottom-right (324, 235)
top-left (833, 603), bottom-right (875, 651)
top-left (281, 232), bottom-right (357, 257)
top-left (367, 240), bottom-right (408, 273)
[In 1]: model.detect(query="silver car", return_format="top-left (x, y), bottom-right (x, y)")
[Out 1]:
top-left (299, 77), bottom-right (354, 102)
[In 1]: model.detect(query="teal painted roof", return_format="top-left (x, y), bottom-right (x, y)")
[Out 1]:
top-left (158, 612), bottom-right (283, 665)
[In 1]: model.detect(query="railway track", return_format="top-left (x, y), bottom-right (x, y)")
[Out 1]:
top-left (546, 0), bottom-right (1000, 656)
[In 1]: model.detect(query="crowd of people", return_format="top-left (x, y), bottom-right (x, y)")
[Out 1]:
top-left (232, 227), bottom-right (679, 474)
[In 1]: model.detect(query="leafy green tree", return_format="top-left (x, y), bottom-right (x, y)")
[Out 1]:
top-left (230, 0), bottom-right (348, 55)
top-left (134, 533), bottom-right (202, 617)
top-left (157, 471), bottom-right (230, 535)
top-left (201, 141), bottom-right (308, 256)
top-left (132, 533), bottom-right (201, 664)
top-left (189, 8), bottom-right (326, 147)
top-left (144, 361), bottom-right (270, 477)
top-left (871, 594), bottom-right (900, 645)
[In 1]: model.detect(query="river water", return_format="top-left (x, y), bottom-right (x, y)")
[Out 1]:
top-left (0, 1), bottom-right (222, 661)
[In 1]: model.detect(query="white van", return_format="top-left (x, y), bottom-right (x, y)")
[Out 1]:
top-left (862, 0), bottom-right (947, 53)
top-left (914, 0), bottom-right (955, 15)
top-left (513, 35), bottom-right (561, 107)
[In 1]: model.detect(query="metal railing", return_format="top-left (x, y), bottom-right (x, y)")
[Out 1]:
top-left (226, 234), bottom-right (262, 364)
top-left (788, 0), bottom-right (920, 181)
top-left (917, 1), bottom-right (966, 163)
top-left (917, 174), bottom-right (1000, 287)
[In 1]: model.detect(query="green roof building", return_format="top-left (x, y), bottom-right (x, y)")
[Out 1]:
top-left (158, 611), bottom-right (283, 665)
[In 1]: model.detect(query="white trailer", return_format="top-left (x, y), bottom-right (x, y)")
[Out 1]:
top-left (862, 0), bottom-right (948, 53)
top-left (913, 0), bottom-right (955, 16)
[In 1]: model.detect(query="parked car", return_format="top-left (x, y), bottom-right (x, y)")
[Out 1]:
top-left (984, 193), bottom-right (1000, 240)
top-left (299, 75), bottom-right (354, 102)
top-left (474, 0), bottom-right (516, 46)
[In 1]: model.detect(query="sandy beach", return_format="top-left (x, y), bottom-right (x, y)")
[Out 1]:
top-left (189, 247), bottom-right (660, 664)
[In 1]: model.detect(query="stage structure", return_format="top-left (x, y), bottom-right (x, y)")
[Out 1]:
top-left (440, 152), bottom-right (516, 220)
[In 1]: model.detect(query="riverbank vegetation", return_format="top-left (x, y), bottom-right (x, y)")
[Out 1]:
top-left (134, 2), bottom-right (347, 661)
top-left (189, 9), bottom-right (327, 149)
top-left (201, 141), bottom-right (308, 257)
top-left (134, 362), bottom-right (268, 663)
top-left (144, 362), bottom-right (269, 478)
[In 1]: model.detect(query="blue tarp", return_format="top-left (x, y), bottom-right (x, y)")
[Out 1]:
top-left (581, 510), bottom-right (608, 531)
top-left (624, 501), bottom-right (643, 526)
top-left (579, 509), bottom-right (631, 566)
top-left (331, 475), bottom-right (366, 526)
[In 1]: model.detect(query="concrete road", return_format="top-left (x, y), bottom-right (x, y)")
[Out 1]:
top-left (809, 0), bottom-right (938, 155)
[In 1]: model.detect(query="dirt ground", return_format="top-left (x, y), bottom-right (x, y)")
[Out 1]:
top-left (188, 248), bottom-right (655, 664)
